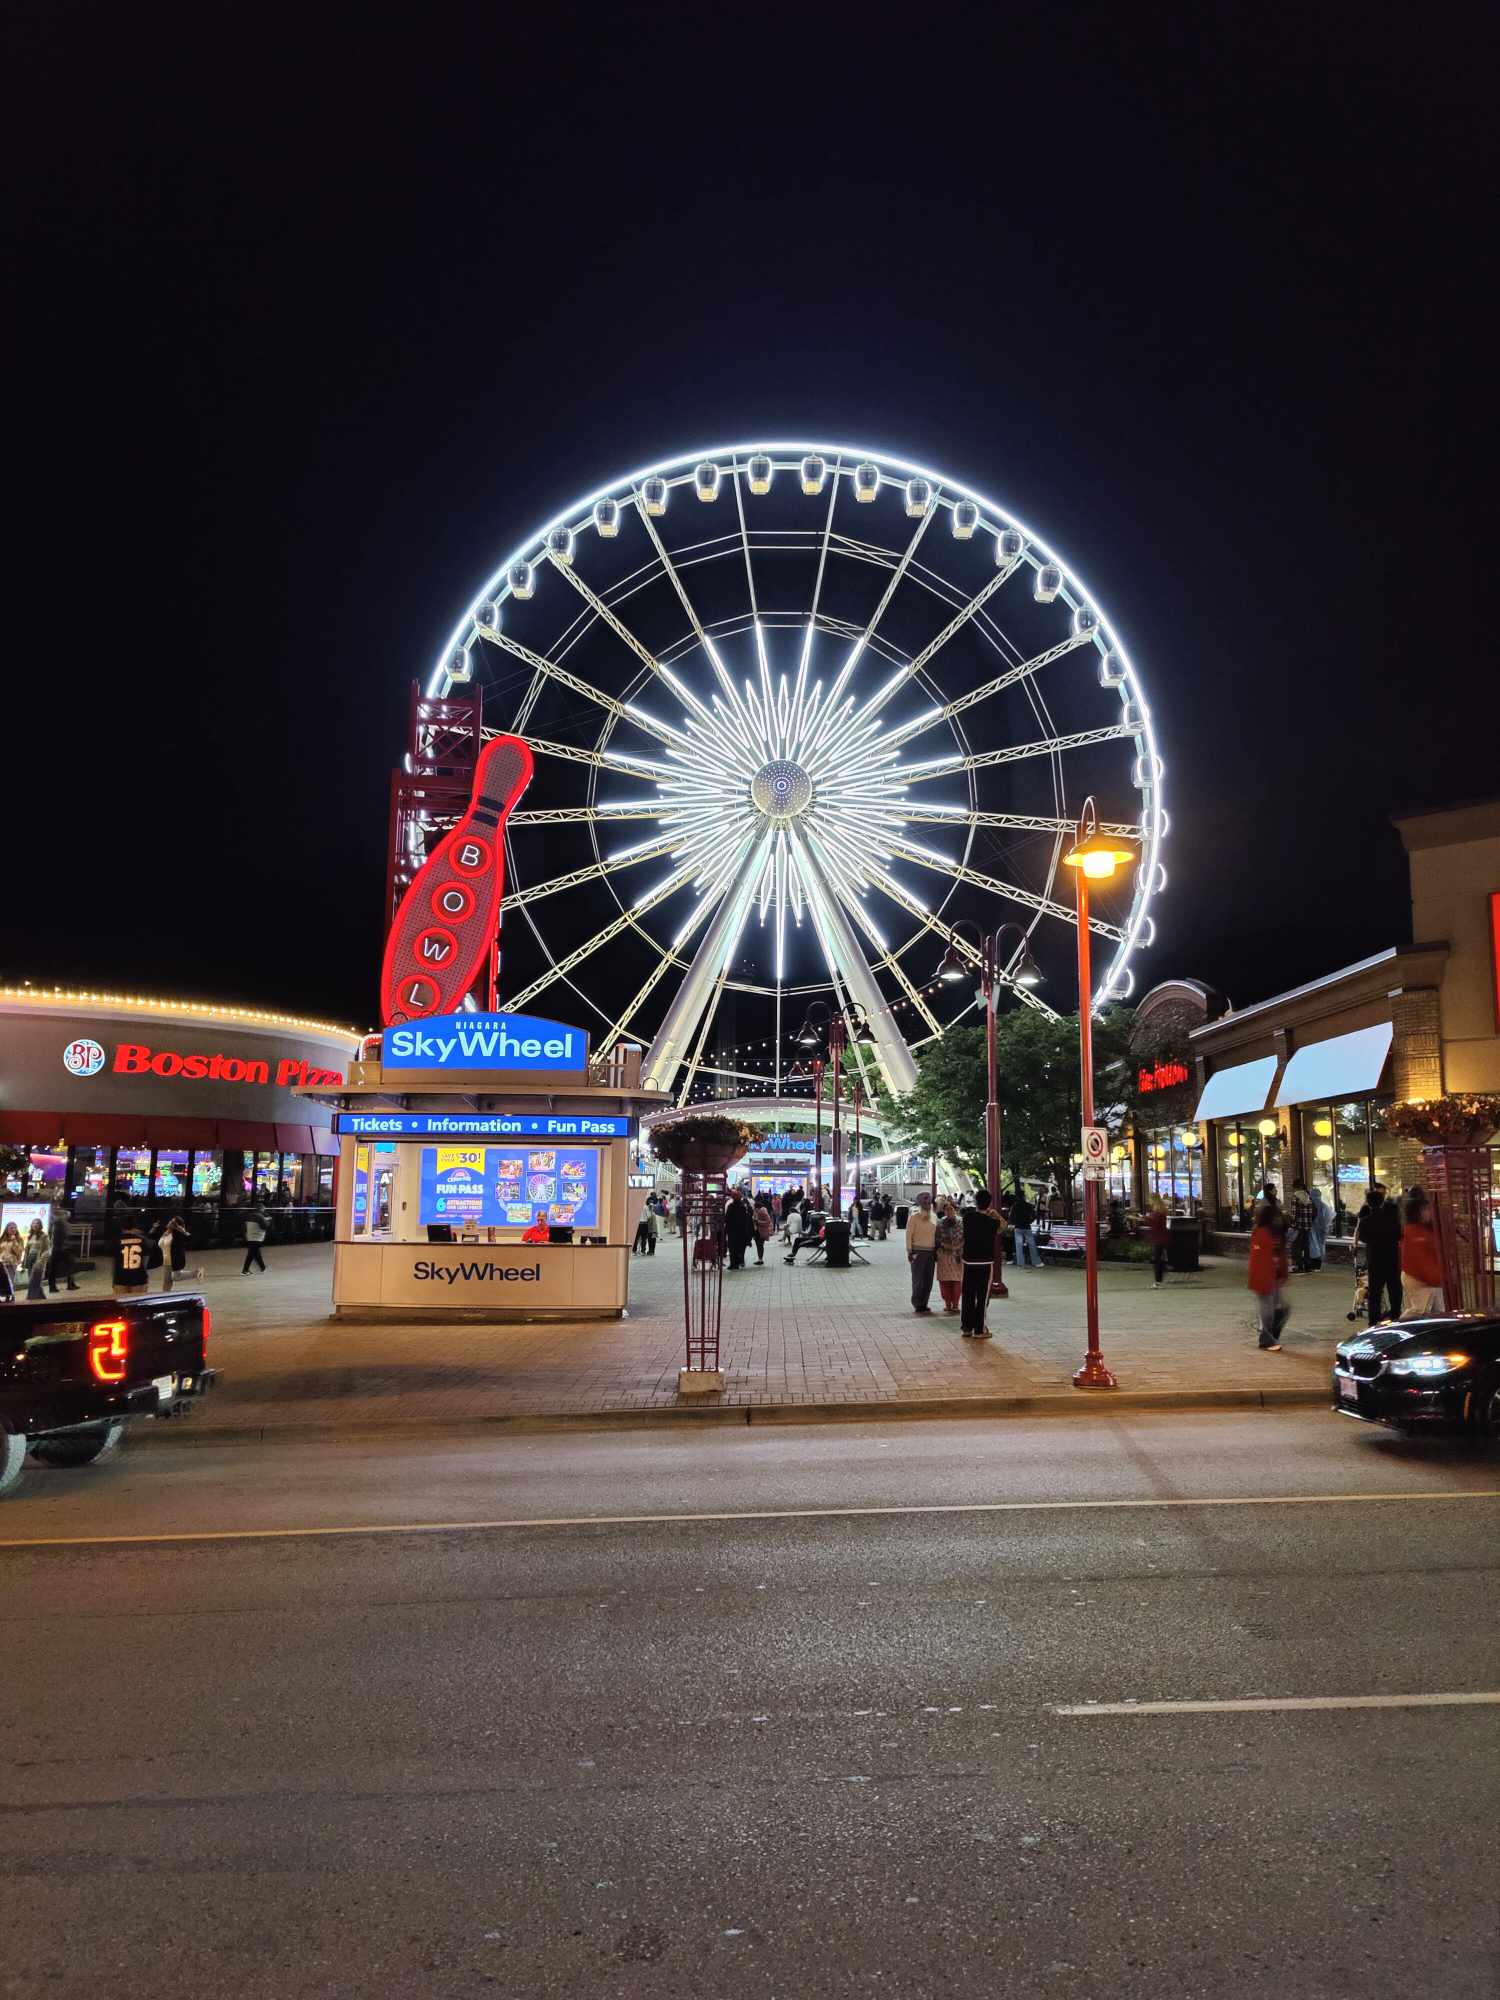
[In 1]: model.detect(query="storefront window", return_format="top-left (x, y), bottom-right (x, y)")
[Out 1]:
top-left (254, 1151), bottom-right (281, 1199)
top-left (1370, 1100), bottom-right (1400, 1200)
top-left (2, 1153), bottom-right (22, 1195)
top-left (1334, 1100), bottom-right (1371, 1236)
top-left (113, 1146), bottom-right (152, 1200)
top-left (316, 1160), bottom-right (335, 1203)
top-left (280, 1153), bottom-right (303, 1202)
top-left (152, 1149), bottom-right (191, 1201)
top-left (1301, 1107), bottom-right (1338, 1218)
top-left (191, 1150), bottom-right (222, 1198)
top-left (1214, 1119), bottom-right (1283, 1227)
top-left (70, 1146), bottom-right (109, 1213)
top-left (27, 1144), bottom-right (69, 1191)
top-left (1146, 1127), bottom-right (1203, 1209)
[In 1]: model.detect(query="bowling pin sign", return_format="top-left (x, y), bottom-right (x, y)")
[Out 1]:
top-left (380, 734), bottom-right (535, 1025)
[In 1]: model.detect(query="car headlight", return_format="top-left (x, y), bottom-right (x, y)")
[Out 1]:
top-left (1387, 1351), bottom-right (1471, 1377)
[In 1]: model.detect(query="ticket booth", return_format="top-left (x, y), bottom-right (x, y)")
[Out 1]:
top-left (300, 1011), bottom-right (670, 1320)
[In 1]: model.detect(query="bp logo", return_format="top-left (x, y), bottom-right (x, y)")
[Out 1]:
top-left (62, 1037), bottom-right (106, 1078)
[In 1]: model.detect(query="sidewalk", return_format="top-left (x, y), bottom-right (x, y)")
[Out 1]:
top-left (56, 1236), bottom-right (1355, 1435)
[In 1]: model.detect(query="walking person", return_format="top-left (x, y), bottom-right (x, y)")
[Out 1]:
top-left (633, 1203), bottom-right (654, 1255)
top-left (959, 1190), bottom-right (1001, 1339)
top-left (47, 1205), bottom-right (79, 1293)
top-left (1355, 1182), bottom-right (1403, 1322)
top-left (1146, 1197), bottom-right (1170, 1288)
top-left (1399, 1190), bottom-right (1444, 1317)
top-left (1248, 1199), bottom-right (1290, 1349)
top-left (1306, 1184), bottom-right (1329, 1271)
top-left (1288, 1179), bottom-right (1315, 1273)
top-left (157, 1214), bottom-right (190, 1291)
top-left (752, 1197), bottom-right (774, 1265)
top-left (1009, 1183), bottom-right (1042, 1270)
top-left (724, 1190), bottom-right (753, 1271)
top-left (934, 1196), bottom-right (964, 1314)
top-left (21, 1218), bottom-right (51, 1300)
top-left (905, 1190), bottom-right (937, 1313)
top-left (242, 1207), bottom-right (269, 1275)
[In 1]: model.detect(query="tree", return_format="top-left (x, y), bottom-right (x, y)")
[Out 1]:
top-left (889, 1007), bottom-right (1140, 1209)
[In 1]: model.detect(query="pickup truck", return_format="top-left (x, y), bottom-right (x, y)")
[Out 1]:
top-left (1, 1291), bottom-right (215, 1498)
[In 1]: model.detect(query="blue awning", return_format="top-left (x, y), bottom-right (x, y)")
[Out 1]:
top-left (1190, 1055), bottom-right (1281, 1124)
top-left (1275, 1024), bottom-right (1393, 1108)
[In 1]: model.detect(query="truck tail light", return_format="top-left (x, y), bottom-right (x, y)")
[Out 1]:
top-left (88, 1320), bottom-right (129, 1384)
top-left (201, 1307), bottom-right (212, 1355)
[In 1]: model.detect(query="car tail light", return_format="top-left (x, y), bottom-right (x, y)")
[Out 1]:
top-left (88, 1320), bottom-right (129, 1384)
top-left (201, 1307), bottom-right (212, 1355)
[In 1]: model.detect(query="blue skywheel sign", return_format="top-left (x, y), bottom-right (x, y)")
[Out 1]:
top-left (380, 1011), bottom-right (588, 1073)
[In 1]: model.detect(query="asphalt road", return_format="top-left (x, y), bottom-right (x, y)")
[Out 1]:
top-left (4, 1412), bottom-right (1498, 1998)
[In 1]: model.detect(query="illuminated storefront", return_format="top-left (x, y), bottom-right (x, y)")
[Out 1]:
top-left (0, 986), bottom-right (358, 1242)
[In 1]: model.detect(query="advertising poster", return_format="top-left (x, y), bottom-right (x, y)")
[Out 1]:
top-left (418, 1145), bottom-right (601, 1229)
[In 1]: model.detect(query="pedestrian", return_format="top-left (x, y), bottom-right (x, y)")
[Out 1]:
top-left (1009, 1183), bottom-right (1042, 1270)
top-left (632, 1203), bottom-right (653, 1255)
top-left (242, 1206), bottom-right (269, 1274)
top-left (1288, 1179), bottom-right (1315, 1272)
top-left (1355, 1182), bottom-right (1403, 1322)
top-left (752, 1196), bottom-right (774, 1264)
top-left (724, 1190), bottom-right (753, 1271)
top-left (1398, 1190), bottom-right (1444, 1317)
top-left (21, 1218), bottom-right (51, 1300)
top-left (959, 1189), bottom-right (1001, 1338)
top-left (1306, 1184), bottom-right (1329, 1270)
top-left (1247, 1199), bottom-right (1290, 1350)
top-left (784, 1202), bottom-right (826, 1264)
top-left (1146, 1197), bottom-right (1170, 1288)
top-left (934, 1196), bottom-right (964, 1314)
top-left (157, 1213), bottom-right (190, 1291)
top-left (47, 1205), bottom-right (80, 1293)
top-left (905, 1190), bottom-right (937, 1314)
top-left (113, 1218), bottom-right (150, 1290)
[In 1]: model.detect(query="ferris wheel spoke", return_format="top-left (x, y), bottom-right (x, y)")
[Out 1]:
top-left (477, 627), bottom-right (642, 733)
top-left (898, 808), bottom-right (1138, 837)
top-left (860, 864), bottom-right (1057, 1017)
top-left (806, 505), bottom-right (939, 760)
top-left (837, 887), bottom-right (944, 1038)
top-left (511, 733), bottom-right (673, 778)
top-left (897, 722), bottom-right (1132, 783)
top-left (597, 951), bottom-right (679, 1054)
top-left (882, 632), bottom-right (1094, 750)
top-left (626, 501), bottom-right (762, 759)
top-left (500, 836), bottom-right (678, 915)
top-left (856, 553), bottom-right (1027, 730)
top-left (790, 832), bottom-right (922, 1095)
top-left (509, 803), bottom-right (663, 825)
top-left (887, 837), bottom-right (1126, 941)
top-left (644, 833), bottom-right (772, 1091)
top-left (503, 861), bottom-right (699, 1011)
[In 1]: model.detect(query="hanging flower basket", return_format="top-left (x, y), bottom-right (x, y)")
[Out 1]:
top-left (649, 1114), bottom-right (764, 1176)
top-left (1385, 1094), bottom-right (1500, 1148)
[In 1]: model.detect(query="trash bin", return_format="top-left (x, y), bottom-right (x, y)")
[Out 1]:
top-left (1167, 1215), bottom-right (1201, 1272)
top-left (822, 1218), bottom-right (852, 1268)
top-left (895, 1204), bottom-right (910, 1231)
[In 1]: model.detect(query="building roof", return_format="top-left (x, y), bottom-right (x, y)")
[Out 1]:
top-left (1188, 942), bottom-right (1449, 1044)
top-left (1392, 797), bottom-right (1500, 850)
top-left (0, 983), bottom-right (363, 1048)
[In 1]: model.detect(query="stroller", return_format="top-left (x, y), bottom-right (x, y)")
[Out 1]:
top-left (1346, 1250), bottom-right (1368, 1322)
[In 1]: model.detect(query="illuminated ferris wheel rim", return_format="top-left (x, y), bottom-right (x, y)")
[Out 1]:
top-left (427, 440), bottom-right (1166, 1000)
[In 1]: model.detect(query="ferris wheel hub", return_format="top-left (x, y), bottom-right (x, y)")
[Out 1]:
top-left (750, 758), bottom-right (814, 822)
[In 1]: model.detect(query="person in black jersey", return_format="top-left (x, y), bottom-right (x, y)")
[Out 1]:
top-left (960, 1190), bottom-right (1001, 1339)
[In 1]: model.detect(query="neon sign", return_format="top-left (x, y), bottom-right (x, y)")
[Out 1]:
top-left (108, 1044), bottom-right (343, 1088)
top-left (1491, 890), bottom-right (1500, 1033)
top-left (1138, 1059), bottom-right (1190, 1093)
top-left (380, 1012), bottom-right (587, 1073)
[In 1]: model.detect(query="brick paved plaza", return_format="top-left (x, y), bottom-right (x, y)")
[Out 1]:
top-left (60, 1233), bottom-right (1361, 1433)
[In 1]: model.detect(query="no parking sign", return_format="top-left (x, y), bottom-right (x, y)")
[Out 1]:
top-left (1080, 1125), bottom-right (1109, 1180)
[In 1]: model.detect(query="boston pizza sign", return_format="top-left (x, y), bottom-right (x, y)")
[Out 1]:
top-left (64, 1038), bottom-right (343, 1090)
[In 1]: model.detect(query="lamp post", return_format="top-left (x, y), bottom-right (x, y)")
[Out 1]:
top-left (935, 920), bottom-right (1043, 1297)
top-left (796, 1001), bottom-right (873, 1215)
top-left (1061, 797), bottom-right (1136, 1389)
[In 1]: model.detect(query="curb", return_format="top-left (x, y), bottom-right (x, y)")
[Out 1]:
top-left (140, 1384), bottom-right (1331, 1447)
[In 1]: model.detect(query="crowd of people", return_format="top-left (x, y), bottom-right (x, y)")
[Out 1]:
top-left (1245, 1176), bottom-right (1444, 1349)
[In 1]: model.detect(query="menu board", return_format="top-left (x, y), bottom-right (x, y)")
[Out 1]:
top-left (418, 1145), bottom-right (601, 1230)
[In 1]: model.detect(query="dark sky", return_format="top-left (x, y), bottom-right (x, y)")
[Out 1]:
top-left (8, 0), bottom-right (1495, 1031)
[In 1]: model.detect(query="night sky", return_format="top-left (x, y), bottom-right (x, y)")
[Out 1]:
top-left (9, 2), bottom-right (1495, 1035)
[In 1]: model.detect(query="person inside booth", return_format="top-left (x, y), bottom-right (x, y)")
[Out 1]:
top-left (521, 1209), bottom-right (551, 1244)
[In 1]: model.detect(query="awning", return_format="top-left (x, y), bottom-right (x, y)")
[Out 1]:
top-left (1190, 1055), bottom-right (1281, 1124)
top-left (61, 1112), bottom-right (150, 1145)
top-left (311, 1126), bottom-right (341, 1158)
top-left (275, 1122), bottom-right (315, 1155)
top-left (0, 1110), bottom-right (59, 1143)
top-left (146, 1116), bottom-right (219, 1148)
top-left (1275, 1023), bottom-right (1393, 1109)
top-left (216, 1120), bottom-right (278, 1150)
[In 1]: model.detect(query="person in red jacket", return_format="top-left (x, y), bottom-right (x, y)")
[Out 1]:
top-left (520, 1210), bottom-right (552, 1244)
top-left (1399, 1191), bottom-right (1445, 1316)
top-left (1247, 1201), bottom-right (1290, 1349)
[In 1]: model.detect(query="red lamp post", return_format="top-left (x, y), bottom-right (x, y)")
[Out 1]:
top-left (1062, 798), bottom-right (1136, 1390)
top-left (797, 1002), bottom-right (874, 1216)
top-left (935, 921), bottom-right (1043, 1297)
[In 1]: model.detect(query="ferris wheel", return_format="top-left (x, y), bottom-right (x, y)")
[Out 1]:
top-left (424, 442), bottom-right (1166, 1107)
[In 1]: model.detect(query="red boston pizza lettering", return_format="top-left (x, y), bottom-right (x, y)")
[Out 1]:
top-left (109, 1044), bottom-right (344, 1088)
top-left (380, 734), bottom-right (534, 1025)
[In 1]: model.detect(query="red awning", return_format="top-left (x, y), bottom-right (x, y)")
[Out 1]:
top-left (275, 1122), bottom-right (315, 1155)
top-left (146, 1116), bottom-right (219, 1148)
top-left (311, 1126), bottom-right (341, 1157)
top-left (0, 1111), bottom-right (60, 1143)
top-left (216, 1121), bottom-right (278, 1151)
top-left (61, 1113), bottom-right (151, 1145)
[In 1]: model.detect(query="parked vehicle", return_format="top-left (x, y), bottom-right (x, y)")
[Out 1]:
top-left (1, 1292), bottom-right (215, 1497)
top-left (1332, 1311), bottom-right (1500, 1440)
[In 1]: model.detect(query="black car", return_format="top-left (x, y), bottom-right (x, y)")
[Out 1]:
top-left (1332, 1311), bottom-right (1500, 1439)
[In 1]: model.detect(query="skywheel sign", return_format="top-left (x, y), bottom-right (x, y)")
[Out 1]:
top-left (379, 1011), bottom-right (588, 1073)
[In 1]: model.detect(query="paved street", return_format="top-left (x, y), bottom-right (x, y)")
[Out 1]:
top-left (54, 1238), bottom-right (1359, 1431)
top-left (4, 1410), bottom-right (1497, 1997)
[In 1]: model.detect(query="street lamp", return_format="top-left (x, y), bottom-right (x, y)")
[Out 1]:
top-left (787, 1053), bottom-right (826, 1202)
top-left (1061, 797), bottom-right (1136, 1389)
top-left (933, 920), bottom-right (1044, 1297)
top-left (794, 1001), bottom-right (874, 1214)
